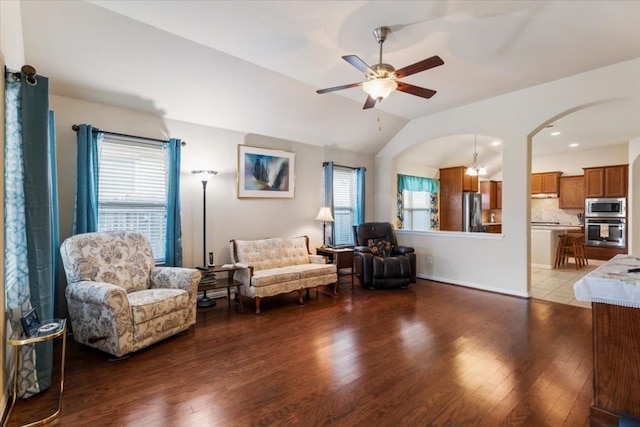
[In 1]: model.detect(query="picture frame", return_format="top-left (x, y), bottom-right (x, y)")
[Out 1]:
top-left (237, 145), bottom-right (295, 198)
top-left (20, 308), bottom-right (40, 337)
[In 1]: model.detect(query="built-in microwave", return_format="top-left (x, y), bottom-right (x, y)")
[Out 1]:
top-left (585, 197), bottom-right (626, 218)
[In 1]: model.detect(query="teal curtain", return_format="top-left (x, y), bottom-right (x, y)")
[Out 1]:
top-left (322, 162), bottom-right (334, 244)
top-left (355, 167), bottom-right (365, 225)
top-left (73, 124), bottom-right (100, 234)
top-left (4, 69), bottom-right (58, 397)
top-left (165, 138), bottom-right (183, 267)
top-left (397, 174), bottom-right (439, 193)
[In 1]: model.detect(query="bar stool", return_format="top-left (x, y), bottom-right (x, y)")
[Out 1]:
top-left (554, 233), bottom-right (587, 270)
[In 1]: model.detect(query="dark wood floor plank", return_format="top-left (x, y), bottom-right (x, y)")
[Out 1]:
top-left (5, 279), bottom-right (594, 426)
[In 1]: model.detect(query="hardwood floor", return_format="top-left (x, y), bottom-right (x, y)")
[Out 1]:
top-left (6, 279), bottom-right (594, 426)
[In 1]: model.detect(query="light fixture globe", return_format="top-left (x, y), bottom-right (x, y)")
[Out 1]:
top-left (362, 78), bottom-right (397, 101)
top-left (465, 135), bottom-right (487, 176)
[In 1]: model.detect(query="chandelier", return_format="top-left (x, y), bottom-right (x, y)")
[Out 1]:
top-left (465, 135), bottom-right (487, 176)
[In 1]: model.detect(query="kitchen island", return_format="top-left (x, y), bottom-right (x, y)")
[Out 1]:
top-left (531, 225), bottom-right (582, 269)
top-left (574, 255), bottom-right (640, 426)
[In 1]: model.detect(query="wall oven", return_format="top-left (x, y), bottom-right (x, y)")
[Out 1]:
top-left (585, 218), bottom-right (626, 248)
top-left (585, 197), bottom-right (626, 218)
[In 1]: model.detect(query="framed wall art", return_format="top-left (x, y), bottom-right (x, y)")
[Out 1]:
top-left (237, 145), bottom-right (295, 198)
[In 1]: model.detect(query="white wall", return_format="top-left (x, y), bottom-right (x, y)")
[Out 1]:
top-left (532, 144), bottom-right (628, 176)
top-left (0, 0), bottom-right (25, 68)
top-left (376, 58), bottom-right (640, 298)
top-left (51, 95), bottom-right (376, 269)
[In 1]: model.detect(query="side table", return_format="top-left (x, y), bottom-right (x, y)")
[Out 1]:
top-left (316, 247), bottom-right (354, 293)
top-left (197, 265), bottom-right (244, 313)
top-left (5, 318), bottom-right (67, 427)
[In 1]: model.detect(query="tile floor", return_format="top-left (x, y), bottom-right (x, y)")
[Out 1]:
top-left (531, 259), bottom-right (604, 308)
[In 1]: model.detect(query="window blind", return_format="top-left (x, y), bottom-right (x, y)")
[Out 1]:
top-left (402, 189), bottom-right (431, 231)
top-left (333, 167), bottom-right (357, 245)
top-left (98, 136), bottom-right (168, 262)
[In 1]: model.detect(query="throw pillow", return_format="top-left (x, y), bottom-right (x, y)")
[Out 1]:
top-left (367, 238), bottom-right (393, 257)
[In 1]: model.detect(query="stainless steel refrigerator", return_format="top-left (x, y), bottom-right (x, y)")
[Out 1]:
top-left (462, 192), bottom-right (484, 232)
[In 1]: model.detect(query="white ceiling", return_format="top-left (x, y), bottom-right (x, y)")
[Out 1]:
top-left (18, 1), bottom-right (640, 157)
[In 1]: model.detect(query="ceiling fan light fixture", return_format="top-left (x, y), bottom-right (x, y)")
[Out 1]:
top-left (362, 78), bottom-right (397, 101)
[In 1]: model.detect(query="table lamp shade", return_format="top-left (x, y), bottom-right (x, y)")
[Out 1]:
top-left (315, 207), bottom-right (334, 222)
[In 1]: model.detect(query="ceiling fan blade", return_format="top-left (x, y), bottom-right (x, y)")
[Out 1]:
top-left (342, 55), bottom-right (375, 76)
top-left (363, 95), bottom-right (376, 110)
top-left (316, 82), bottom-right (362, 94)
top-left (396, 81), bottom-right (437, 99)
top-left (394, 55), bottom-right (444, 79)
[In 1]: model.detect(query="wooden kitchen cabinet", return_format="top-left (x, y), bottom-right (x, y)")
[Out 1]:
top-left (439, 166), bottom-right (477, 231)
top-left (559, 175), bottom-right (584, 209)
top-left (584, 165), bottom-right (628, 198)
top-left (486, 224), bottom-right (501, 233)
top-left (531, 172), bottom-right (561, 194)
top-left (462, 172), bottom-right (479, 192)
top-left (480, 180), bottom-right (499, 210)
top-left (496, 181), bottom-right (502, 209)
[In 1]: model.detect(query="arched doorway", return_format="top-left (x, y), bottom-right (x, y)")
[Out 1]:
top-left (529, 99), bottom-right (640, 306)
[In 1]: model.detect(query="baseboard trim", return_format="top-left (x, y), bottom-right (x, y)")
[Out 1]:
top-left (416, 273), bottom-right (531, 298)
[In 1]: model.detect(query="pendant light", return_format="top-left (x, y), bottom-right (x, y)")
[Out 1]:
top-left (465, 135), bottom-right (487, 176)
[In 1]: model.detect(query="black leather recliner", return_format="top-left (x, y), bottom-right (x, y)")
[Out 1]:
top-left (353, 222), bottom-right (416, 289)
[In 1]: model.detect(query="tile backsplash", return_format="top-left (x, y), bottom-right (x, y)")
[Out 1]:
top-left (531, 198), bottom-right (583, 225)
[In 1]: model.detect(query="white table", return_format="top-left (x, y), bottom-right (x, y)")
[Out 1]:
top-left (573, 254), bottom-right (640, 307)
top-left (573, 254), bottom-right (640, 426)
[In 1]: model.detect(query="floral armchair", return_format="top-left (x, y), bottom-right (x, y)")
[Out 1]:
top-left (60, 231), bottom-right (201, 358)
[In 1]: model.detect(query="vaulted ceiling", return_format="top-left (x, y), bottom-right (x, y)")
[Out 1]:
top-left (18, 1), bottom-right (640, 160)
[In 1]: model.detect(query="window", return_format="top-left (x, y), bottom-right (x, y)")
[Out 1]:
top-left (333, 166), bottom-right (359, 245)
top-left (97, 136), bottom-right (168, 263)
top-left (322, 162), bottom-right (365, 246)
top-left (402, 190), bottom-right (432, 231)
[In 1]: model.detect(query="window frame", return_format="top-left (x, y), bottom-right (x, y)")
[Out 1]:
top-left (96, 135), bottom-right (169, 263)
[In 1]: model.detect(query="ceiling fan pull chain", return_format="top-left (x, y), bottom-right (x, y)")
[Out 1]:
top-left (378, 116), bottom-right (381, 132)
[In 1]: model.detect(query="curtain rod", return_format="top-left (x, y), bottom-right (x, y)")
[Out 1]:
top-left (71, 125), bottom-right (186, 146)
top-left (323, 162), bottom-right (366, 171)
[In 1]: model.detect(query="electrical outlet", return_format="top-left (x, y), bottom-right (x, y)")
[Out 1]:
top-left (426, 255), bottom-right (433, 264)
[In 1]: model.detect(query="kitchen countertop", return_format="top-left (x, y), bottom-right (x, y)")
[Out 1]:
top-left (531, 225), bottom-right (582, 231)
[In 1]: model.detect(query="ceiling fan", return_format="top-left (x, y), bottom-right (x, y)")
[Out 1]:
top-left (316, 26), bottom-right (444, 110)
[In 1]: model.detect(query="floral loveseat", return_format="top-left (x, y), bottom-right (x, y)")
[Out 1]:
top-left (60, 231), bottom-right (202, 357)
top-left (230, 236), bottom-right (337, 313)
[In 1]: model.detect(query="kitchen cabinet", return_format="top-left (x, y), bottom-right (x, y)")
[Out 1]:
top-left (531, 172), bottom-right (561, 194)
top-left (480, 180), bottom-right (500, 210)
top-left (583, 165), bottom-right (628, 198)
top-left (463, 173), bottom-right (479, 192)
top-left (486, 224), bottom-right (501, 233)
top-left (496, 181), bottom-right (502, 209)
top-left (559, 175), bottom-right (584, 209)
top-left (439, 166), bottom-right (478, 231)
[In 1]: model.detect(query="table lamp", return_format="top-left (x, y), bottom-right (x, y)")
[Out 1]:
top-left (315, 207), bottom-right (334, 247)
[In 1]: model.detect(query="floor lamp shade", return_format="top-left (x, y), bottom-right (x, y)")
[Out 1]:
top-left (315, 207), bottom-right (334, 247)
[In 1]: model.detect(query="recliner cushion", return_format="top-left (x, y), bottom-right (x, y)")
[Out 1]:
top-left (128, 288), bottom-right (190, 324)
top-left (372, 256), bottom-right (411, 279)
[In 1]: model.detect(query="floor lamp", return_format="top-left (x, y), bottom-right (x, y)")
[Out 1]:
top-left (192, 169), bottom-right (217, 307)
top-left (315, 207), bottom-right (334, 247)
